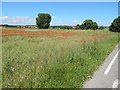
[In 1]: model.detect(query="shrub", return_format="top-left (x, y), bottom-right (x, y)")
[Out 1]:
top-left (75, 24), bottom-right (80, 29)
top-left (98, 26), bottom-right (105, 30)
top-left (109, 16), bottom-right (120, 32)
top-left (80, 19), bottom-right (98, 30)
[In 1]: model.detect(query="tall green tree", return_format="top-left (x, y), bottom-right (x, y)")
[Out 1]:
top-left (109, 16), bottom-right (120, 32)
top-left (80, 19), bottom-right (98, 30)
top-left (36, 13), bottom-right (51, 29)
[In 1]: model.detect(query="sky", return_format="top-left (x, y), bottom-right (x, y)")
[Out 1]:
top-left (1, 0), bottom-right (119, 2)
top-left (0, 2), bottom-right (119, 26)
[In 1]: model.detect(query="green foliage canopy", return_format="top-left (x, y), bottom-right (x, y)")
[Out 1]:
top-left (36, 13), bottom-right (51, 29)
top-left (80, 19), bottom-right (98, 30)
top-left (75, 19), bottom-right (98, 30)
top-left (109, 16), bottom-right (120, 32)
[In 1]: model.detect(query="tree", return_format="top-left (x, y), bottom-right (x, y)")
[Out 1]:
top-left (36, 13), bottom-right (51, 29)
top-left (109, 16), bottom-right (120, 32)
top-left (75, 24), bottom-right (80, 29)
top-left (80, 19), bottom-right (98, 30)
top-left (98, 26), bottom-right (105, 30)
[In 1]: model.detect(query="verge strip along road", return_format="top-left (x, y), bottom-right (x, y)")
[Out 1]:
top-left (83, 43), bottom-right (120, 89)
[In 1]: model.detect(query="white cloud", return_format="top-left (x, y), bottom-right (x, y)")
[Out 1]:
top-left (72, 20), bottom-right (81, 24)
top-left (97, 21), bottom-right (112, 26)
top-left (2, 16), bottom-right (9, 19)
top-left (73, 20), bottom-right (78, 23)
top-left (0, 16), bottom-right (36, 25)
top-left (51, 20), bottom-right (70, 26)
top-left (51, 20), bottom-right (82, 26)
top-left (16, 16), bottom-right (20, 17)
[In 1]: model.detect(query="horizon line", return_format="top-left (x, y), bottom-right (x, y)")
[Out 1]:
top-left (0, 24), bottom-right (110, 27)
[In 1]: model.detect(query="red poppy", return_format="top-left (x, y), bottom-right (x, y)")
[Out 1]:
top-left (74, 40), bottom-right (78, 42)
top-left (2, 71), bottom-right (5, 74)
top-left (71, 46), bottom-right (75, 48)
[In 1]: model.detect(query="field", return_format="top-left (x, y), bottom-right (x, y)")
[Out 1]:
top-left (1, 28), bottom-right (119, 88)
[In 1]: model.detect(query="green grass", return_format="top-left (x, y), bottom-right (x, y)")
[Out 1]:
top-left (2, 29), bottom-right (119, 88)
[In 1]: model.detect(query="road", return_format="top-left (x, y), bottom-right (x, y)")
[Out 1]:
top-left (83, 43), bottom-right (120, 89)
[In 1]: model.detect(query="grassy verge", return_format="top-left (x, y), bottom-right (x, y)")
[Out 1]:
top-left (2, 29), bottom-right (119, 88)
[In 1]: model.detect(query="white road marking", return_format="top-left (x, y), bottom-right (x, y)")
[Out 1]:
top-left (104, 49), bottom-right (120, 75)
top-left (112, 79), bottom-right (119, 88)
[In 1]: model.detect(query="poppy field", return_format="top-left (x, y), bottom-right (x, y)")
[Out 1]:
top-left (1, 28), bottom-right (119, 88)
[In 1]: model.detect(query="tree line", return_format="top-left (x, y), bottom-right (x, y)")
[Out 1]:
top-left (1, 13), bottom-right (119, 32)
top-left (36, 13), bottom-right (120, 32)
top-left (0, 24), bottom-right (37, 29)
top-left (36, 13), bottom-right (99, 30)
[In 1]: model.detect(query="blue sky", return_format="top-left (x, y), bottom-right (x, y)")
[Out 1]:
top-left (1, 2), bottom-right (118, 26)
top-left (1, 0), bottom-right (119, 2)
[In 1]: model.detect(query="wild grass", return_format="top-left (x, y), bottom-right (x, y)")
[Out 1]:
top-left (2, 29), bottom-right (119, 88)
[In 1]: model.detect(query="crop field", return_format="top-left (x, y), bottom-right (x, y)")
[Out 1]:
top-left (1, 28), bottom-right (119, 88)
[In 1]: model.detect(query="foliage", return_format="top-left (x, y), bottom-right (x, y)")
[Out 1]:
top-left (75, 19), bottom-right (98, 30)
top-left (50, 26), bottom-right (73, 29)
top-left (0, 24), bottom-right (18, 28)
top-left (75, 24), bottom-right (80, 29)
top-left (98, 26), bottom-right (105, 30)
top-left (109, 16), bottom-right (120, 32)
top-left (80, 19), bottom-right (98, 30)
top-left (36, 13), bottom-right (51, 29)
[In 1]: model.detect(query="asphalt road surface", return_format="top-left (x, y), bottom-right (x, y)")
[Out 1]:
top-left (83, 43), bottom-right (120, 89)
